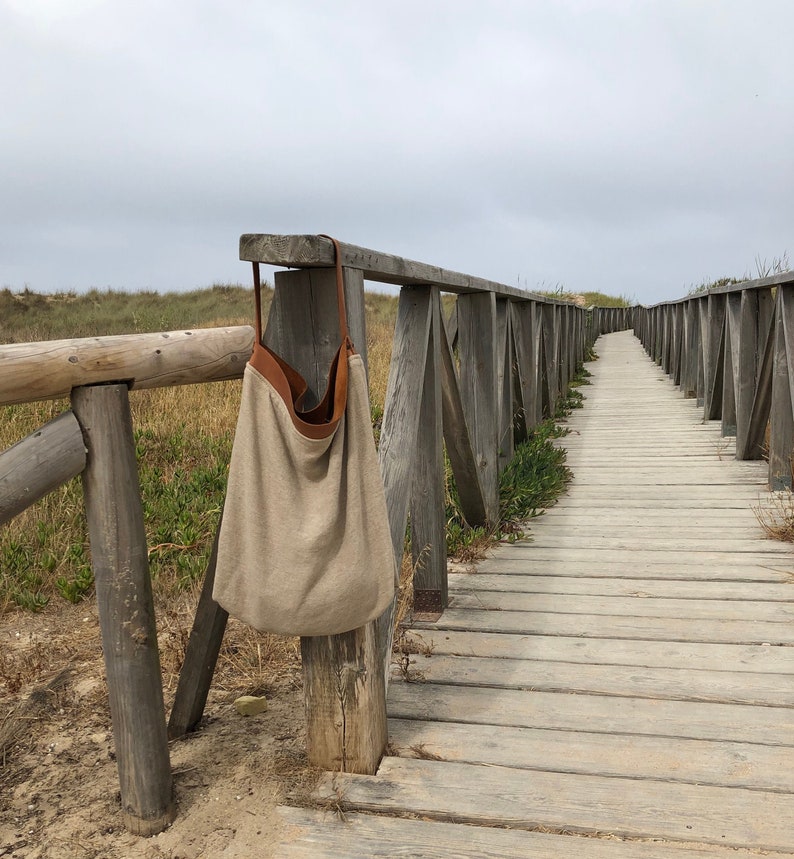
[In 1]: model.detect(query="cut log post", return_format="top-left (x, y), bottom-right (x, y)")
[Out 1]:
top-left (457, 292), bottom-right (499, 523)
top-left (71, 384), bottom-right (174, 836)
top-left (0, 326), bottom-right (254, 406)
top-left (410, 287), bottom-right (447, 613)
top-left (0, 411), bottom-right (86, 526)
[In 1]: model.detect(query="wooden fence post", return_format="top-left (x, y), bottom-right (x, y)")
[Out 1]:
top-left (705, 293), bottom-right (726, 421)
top-left (457, 292), bottom-right (499, 523)
top-left (769, 286), bottom-right (794, 489)
top-left (495, 298), bottom-right (515, 473)
top-left (268, 265), bottom-right (388, 774)
top-left (71, 384), bottom-right (174, 836)
top-left (410, 287), bottom-right (447, 613)
top-left (721, 293), bottom-right (739, 437)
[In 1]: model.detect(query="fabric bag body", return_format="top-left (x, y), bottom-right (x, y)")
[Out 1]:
top-left (213, 351), bottom-right (396, 636)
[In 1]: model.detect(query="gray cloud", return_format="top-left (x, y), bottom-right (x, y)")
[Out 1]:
top-left (2, 0), bottom-right (792, 303)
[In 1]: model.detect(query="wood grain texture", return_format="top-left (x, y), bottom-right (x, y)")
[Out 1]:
top-left (167, 519), bottom-right (228, 739)
top-left (0, 410), bottom-right (86, 525)
top-left (457, 292), bottom-right (499, 522)
top-left (240, 233), bottom-right (578, 303)
top-left (316, 757), bottom-right (794, 852)
top-left (71, 384), bottom-right (174, 835)
top-left (277, 807), bottom-right (794, 859)
top-left (376, 287), bottom-right (433, 682)
top-left (0, 327), bottom-right (254, 406)
top-left (438, 295), bottom-right (488, 526)
top-left (769, 285), bottom-right (794, 489)
top-left (410, 287), bottom-right (447, 609)
top-left (388, 718), bottom-right (794, 790)
top-left (275, 330), bottom-right (794, 856)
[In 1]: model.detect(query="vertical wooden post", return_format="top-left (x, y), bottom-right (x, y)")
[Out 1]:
top-left (705, 293), bottom-right (726, 421)
top-left (71, 384), bottom-right (174, 836)
top-left (410, 287), bottom-right (447, 613)
top-left (769, 286), bottom-right (794, 490)
top-left (458, 292), bottom-right (499, 523)
top-left (495, 298), bottom-right (515, 472)
top-left (541, 304), bottom-right (559, 417)
top-left (722, 293), bottom-right (739, 437)
top-left (733, 290), bottom-right (760, 457)
top-left (696, 297), bottom-right (708, 406)
top-left (271, 265), bottom-right (387, 774)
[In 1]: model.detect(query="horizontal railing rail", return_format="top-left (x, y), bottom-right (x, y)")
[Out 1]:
top-left (633, 270), bottom-right (794, 489)
top-left (1, 233), bottom-right (632, 834)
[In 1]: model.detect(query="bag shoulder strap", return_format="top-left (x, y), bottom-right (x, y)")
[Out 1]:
top-left (248, 236), bottom-right (356, 439)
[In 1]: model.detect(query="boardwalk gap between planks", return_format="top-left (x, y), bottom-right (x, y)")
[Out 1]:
top-left (277, 329), bottom-right (794, 858)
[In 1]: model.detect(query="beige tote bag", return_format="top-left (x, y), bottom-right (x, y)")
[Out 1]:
top-left (213, 237), bottom-right (396, 636)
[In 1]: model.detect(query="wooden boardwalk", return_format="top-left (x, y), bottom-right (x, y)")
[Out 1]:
top-left (279, 330), bottom-right (794, 857)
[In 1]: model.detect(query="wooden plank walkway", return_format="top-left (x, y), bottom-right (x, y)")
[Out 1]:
top-left (278, 329), bottom-right (794, 857)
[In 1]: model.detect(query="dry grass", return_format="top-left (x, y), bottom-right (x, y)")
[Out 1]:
top-left (754, 490), bottom-right (794, 547)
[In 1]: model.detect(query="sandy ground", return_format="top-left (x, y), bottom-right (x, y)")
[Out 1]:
top-left (0, 598), bottom-right (317, 859)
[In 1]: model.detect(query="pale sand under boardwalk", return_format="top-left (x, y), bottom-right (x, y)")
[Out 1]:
top-left (278, 330), bottom-right (794, 857)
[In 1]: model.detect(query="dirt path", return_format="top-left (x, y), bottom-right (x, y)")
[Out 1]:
top-left (1, 598), bottom-right (314, 858)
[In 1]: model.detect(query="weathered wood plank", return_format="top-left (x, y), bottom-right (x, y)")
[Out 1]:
top-left (469, 558), bottom-right (791, 581)
top-left (448, 590), bottom-right (794, 622)
top-left (447, 573), bottom-right (794, 602)
top-left (457, 292), bottom-right (499, 522)
top-left (388, 682), bottom-right (794, 745)
top-left (400, 628), bottom-right (794, 673)
top-left (414, 607), bottom-right (794, 644)
top-left (0, 410), bottom-right (86, 525)
top-left (389, 718), bottom-right (794, 791)
top-left (402, 652), bottom-right (794, 706)
top-left (316, 757), bottom-right (794, 852)
top-left (376, 286), bottom-right (434, 680)
top-left (438, 294), bottom-right (488, 526)
top-left (239, 233), bottom-right (577, 303)
top-left (410, 287), bottom-right (447, 611)
top-left (277, 807), bottom-right (794, 859)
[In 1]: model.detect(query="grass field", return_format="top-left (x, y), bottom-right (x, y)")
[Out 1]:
top-left (1, 283), bottom-right (581, 615)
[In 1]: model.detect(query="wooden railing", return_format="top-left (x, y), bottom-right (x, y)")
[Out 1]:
top-left (0, 234), bottom-right (630, 833)
top-left (633, 270), bottom-right (794, 489)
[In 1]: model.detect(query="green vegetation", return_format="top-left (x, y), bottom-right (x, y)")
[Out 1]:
top-left (687, 252), bottom-right (790, 296)
top-left (443, 364), bottom-right (590, 561)
top-left (1, 284), bottom-right (590, 613)
top-left (536, 287), bottom-right (634, 308)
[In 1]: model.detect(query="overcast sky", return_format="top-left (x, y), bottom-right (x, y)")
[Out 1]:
top-left (2, 0), bottom-right (792, 304)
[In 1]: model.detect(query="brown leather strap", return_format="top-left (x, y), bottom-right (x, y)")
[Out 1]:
top-left (318, 234), bottom-right (350, 344)
top-left (252, 261), bottom-right (263, 343)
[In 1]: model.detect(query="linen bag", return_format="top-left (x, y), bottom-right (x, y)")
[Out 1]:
top-left (213, 237), bottom-right (396, 636)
